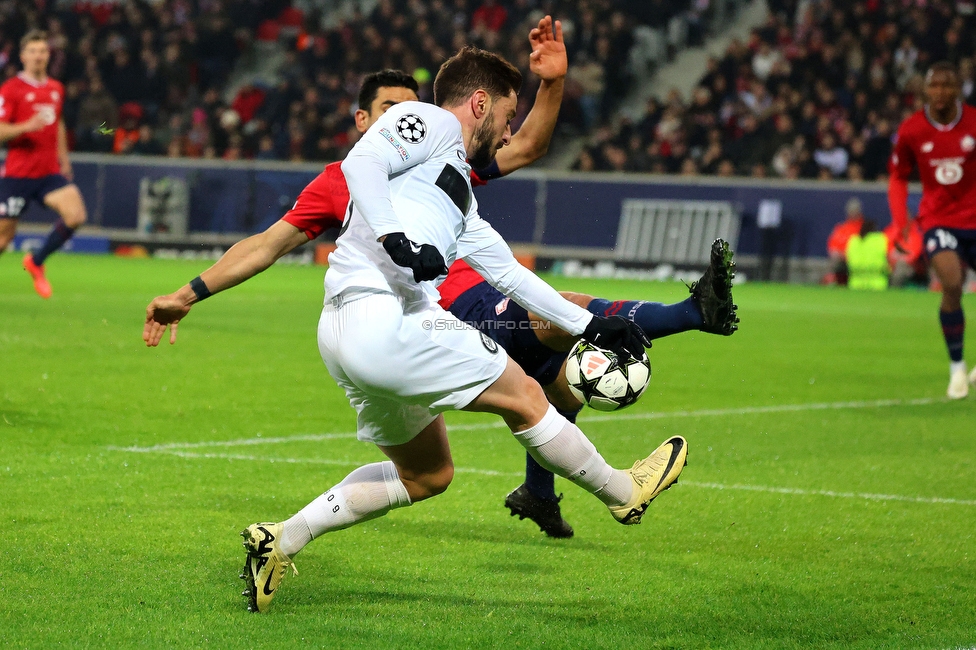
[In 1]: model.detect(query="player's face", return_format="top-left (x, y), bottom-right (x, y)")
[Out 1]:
top-left (468, 90), bottom-right (516, 169)
top-left (355, 86), bottom-right (420, 133)
top-left (20, 41), bottom-right (50, 76)
top-left (924, 70), bottom-right (960, 112)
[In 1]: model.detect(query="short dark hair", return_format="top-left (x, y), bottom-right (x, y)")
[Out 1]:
top-left (358, 70), bottom-right (419, 110)
top-left (433, 46), bottom-right (522, 108)
top-left (20, 30), bottom-right (48, 50)
top-left (927, 61), bottom-right (959, 80)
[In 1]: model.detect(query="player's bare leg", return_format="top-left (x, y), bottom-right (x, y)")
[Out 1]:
top-left (930, 250), bottom-right (969, 398)
top-left (468, 357), bottom-right (686, 525)
top-left (22, 185), bottom-right (87, 298)
top-left (43, 184), bottom-right (87, 229)
top-left (239, 417), bottom-right (446, 613)
top-left (0, 217), bottom-right (16, 257)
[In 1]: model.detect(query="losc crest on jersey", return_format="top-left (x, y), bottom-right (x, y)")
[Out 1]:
top-left (396, 114), bottom-right (427, 144)
top-left (934, 159), bottom-right (964, 185)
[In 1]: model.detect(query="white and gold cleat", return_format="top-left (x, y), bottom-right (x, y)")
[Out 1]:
top-left (240, 522), bottom-right (297, 613)
top-left (609, 436), bottom-right (688, 525)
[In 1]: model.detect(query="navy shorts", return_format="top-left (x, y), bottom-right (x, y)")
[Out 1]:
top-left (0, 174), bottom-right (70, 219)
top-left (446, 281), bottom-right (568, 387)
top-left (923, 227), bottom-right (976, 271)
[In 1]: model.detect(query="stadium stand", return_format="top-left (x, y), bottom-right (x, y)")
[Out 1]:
top-left (1, 0), bottom-right (718, 164)
top-left (573, 0), bottom-right (976, 177)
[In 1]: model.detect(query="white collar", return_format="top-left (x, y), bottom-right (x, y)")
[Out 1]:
top-left (17, 72), bottom-right (49, 88)
top-left (924, 101), bottom-right (964, 131)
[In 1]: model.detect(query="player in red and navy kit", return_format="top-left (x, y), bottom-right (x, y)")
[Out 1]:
top-left (888, 62), bottom-right (976, 398)
top-left (0, 30), bottom-right (87, 299)
top-left (145, 22), bottom-right (736, 540)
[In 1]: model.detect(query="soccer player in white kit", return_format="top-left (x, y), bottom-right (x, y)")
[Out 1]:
top-left (238, 47), bottom-right (688, 613)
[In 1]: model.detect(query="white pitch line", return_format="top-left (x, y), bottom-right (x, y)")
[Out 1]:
top-left (112, 449), bottom-right (976, 506)
top-left (128, 449), bottom-right (523, 477)
top-left (576, 396), bottom-right (940, 424)
top-left (109, 396), bottom-right (943, 453)
top-left (107, 432), bottom-right (356, 453)
top-left (682, 481), bottom-right (976, 506)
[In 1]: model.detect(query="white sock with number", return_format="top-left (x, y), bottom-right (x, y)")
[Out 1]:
top-left (512, 405), bottom-right (634, 507)
top-left (279, 461), bottom-right (411, 557)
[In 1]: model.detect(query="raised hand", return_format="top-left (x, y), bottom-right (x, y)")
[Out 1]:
top-left (528, 15), bottom-right (567, 82)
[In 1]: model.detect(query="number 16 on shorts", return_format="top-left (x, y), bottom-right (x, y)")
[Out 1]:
top-left (926, 228), bottom-right (959, 256)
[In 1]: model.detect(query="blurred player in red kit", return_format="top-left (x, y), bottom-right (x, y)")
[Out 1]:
top-left (0, 30), bottom-right (87, 299)
top-left (889, 61), bottom-right (976, 398)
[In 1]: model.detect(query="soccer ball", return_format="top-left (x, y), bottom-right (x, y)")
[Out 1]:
top-left (565, 340), bottom-right (650, 412)
top-left (395, 113), bottom-right (427, 144)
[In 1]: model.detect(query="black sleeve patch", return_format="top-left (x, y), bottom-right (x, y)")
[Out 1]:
top-left (435, 164), bottom-right (472, 215)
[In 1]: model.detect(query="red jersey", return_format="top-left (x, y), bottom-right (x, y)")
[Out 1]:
top-left (283, 162), bottom-right (493, 308)
top-left (280, 161), bottom-right (348, 238)
top-left (0, 73), bottom-right (64, 178)
top-left (889, 104), bottom-right (976, 231)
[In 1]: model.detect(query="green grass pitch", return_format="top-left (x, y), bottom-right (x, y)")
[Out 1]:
top-left (2, 253), bottom-right (974, 649)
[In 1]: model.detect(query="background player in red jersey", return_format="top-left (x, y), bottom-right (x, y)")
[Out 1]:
top-left (888, 62), bottom-right (976, 399)
top-left (0, 30), bottom-right (87, 299)
top-left (145, 17), bottom-right (735, 538)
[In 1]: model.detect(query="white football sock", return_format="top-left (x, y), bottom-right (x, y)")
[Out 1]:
top-left (279, 461), bottom-right (411, 557)
top-left (512, 405), bottom-right (634, 507)
top-left (950, 360), bottom-right (966, 375)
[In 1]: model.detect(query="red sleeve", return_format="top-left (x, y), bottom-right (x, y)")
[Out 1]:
top-left (0, 82), bottom-right (16, 124)
top-left (280, 162), bottom-right (348, 239)
top-left (470, 169), bottom-right (488, 187)
top-left (888, 176), bottom-right (910, 231)
top-left (887, 124), bottom-right (913, 231)
top-left (888, 123), bottom-right (915, 182)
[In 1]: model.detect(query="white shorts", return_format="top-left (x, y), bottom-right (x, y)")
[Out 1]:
top-left (317, 289), bottom-right (509, 447)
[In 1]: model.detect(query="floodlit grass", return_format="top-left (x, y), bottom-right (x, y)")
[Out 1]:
top-left (1, 253), bottom-right (974, 649)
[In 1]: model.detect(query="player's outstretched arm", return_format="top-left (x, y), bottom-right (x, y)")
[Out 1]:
top-left (493, 15), bottom-right (566, 175)
top-left (143, 220), bottom-right (309, 347)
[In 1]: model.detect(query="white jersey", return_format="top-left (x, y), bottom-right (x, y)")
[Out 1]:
top-left (328, 101), bottom-right (591, 336)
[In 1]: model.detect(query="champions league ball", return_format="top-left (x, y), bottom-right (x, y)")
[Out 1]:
top-left (565, 340), bottom-right (650, 412)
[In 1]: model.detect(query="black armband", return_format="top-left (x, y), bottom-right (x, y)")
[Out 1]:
top-left (190, 276), bottom-right (212, 302)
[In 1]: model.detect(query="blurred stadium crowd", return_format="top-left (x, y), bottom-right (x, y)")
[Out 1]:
top-left (575, 0), bottom-right (976, 179)
top-left (0, 0), bottom-right (697, 163)
top-left (2, 0), bottom-right (974, 178)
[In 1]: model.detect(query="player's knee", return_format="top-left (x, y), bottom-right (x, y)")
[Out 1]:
top-left (942, 282), bottom-right (964, 302)
top-left (64, 204), bottom-right (87, 228)
top-left (514, 372), bottom-right (549, 420)
top-left (559, 291), bottom-right (595, 309)
top-left (414, 463), bottom-right (454, 499)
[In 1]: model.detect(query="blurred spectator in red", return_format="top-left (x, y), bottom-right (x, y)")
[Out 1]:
top-left (232, 83), bottom-right (266, 125)
top-left (113, 102), bottom-right (144, 154)
top-left (472, 0), bottom-right (508, 33)
top-left (824, 198), bottom-right (866, 285)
